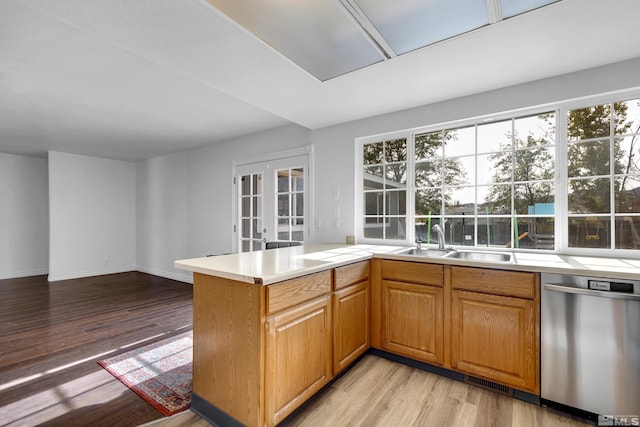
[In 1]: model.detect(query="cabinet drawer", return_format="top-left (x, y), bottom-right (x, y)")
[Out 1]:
top-left (381, 260), bottom-right (443, 287)
top-left (334, 261), bottom-right (370, 290)
top-left (267, 270), bottom-right (331, 314)
top-left (451, 266), bottom-right (536, 299)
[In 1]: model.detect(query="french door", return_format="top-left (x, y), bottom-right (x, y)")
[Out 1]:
top-left (234, 154), bottom-right (310, 253)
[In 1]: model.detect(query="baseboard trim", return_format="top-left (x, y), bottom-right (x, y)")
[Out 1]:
top-left (0, 268), bottom-right (49, 280)
top-left (47, 266), bottom-right (135, 282)
top-left (136, 266), bottom-right (192, 284)
top-left (191, 393), bottom-right (244, 427)
top-left (368, 348), bottom-right (465, 381)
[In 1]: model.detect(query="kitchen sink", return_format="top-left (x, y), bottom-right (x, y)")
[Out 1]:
top-left (444, 250), bottom-right (513, 263)
top-left (402, 248), bottom-right (452, 257)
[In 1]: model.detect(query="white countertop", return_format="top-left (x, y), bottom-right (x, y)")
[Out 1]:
top-left (380, 250), bottom-right (640, 281)
top-left (175, 244), bottom-right (640, 284)
top-left (174, 244), bottom-right (408, 285)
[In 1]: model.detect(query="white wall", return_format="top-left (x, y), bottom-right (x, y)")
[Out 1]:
top-left (48, 151), bottom-right (136, 281)
top-left (0, 153), bottom-right (49, 279)
top-left (139, 58), bottom-right (640, 281)
top-left (136, 151), bottom-right (189, 281)
top-left (136, 125), bottom-right (311, 280)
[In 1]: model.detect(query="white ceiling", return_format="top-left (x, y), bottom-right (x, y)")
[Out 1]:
top-left (2, 0), bottom-right (640, 161)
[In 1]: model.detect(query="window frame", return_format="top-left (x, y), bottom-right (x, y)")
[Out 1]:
top-left (355, 89), bottom-right (640, 258)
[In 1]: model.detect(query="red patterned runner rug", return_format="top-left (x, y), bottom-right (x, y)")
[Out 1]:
top-left (98, 330), bottom-right (192, 416)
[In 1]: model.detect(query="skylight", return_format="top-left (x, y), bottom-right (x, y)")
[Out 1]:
top-left (207, 0), bottom-right (560, 81)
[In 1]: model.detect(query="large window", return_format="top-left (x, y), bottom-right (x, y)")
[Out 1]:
top-left (358, 94), bottom-right (640, 254)
top-left (567, 99), bottom-right (640, 250)
top-left (363, 138), bottom-right (408, 240)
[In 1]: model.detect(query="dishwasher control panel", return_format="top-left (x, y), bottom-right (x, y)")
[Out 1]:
top-left (588, 280), bottom-right (634, 293)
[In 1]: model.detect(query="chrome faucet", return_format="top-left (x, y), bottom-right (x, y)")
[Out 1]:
top-left (432, 224), bottom-right (445, 250)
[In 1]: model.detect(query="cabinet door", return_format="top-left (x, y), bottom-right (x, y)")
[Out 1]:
top-left (265, 295), bottom-right (332, 426)
top-left (451, 290), bottom-right (537, 393)
top-left (333, 280), bottom-right (369, 374)
top-left (381, 280), bottom-right (444, 365)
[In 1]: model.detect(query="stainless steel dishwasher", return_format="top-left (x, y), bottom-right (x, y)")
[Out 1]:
top-left (541, 273), bottom-right (640, 422)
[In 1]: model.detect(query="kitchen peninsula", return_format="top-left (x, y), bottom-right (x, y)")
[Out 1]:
top-left (175, 244), bottom-right (402, 427)
top-left (175, 244), bottom-right (640, 427)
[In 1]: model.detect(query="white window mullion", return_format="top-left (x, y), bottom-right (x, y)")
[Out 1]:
top-left (555, 107), bottom-right (568, 251)
top-left (408, 133), bottom-right (416, 244)
top-left (610, 102), bottom-right (617, 249)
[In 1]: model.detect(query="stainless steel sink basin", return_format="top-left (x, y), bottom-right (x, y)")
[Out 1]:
top-left (402, 248), bottom-right (451, 257)
top-left (444, 250), bottom-right (513, 263)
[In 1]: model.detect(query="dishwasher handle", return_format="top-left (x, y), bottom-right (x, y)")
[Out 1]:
top-left (543, 283), bottom-right (640, 301)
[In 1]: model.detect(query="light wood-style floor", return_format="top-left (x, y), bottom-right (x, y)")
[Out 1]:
top-left (148, 355), bottom-right (591, 427)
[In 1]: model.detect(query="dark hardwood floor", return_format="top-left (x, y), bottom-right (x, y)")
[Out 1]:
top-left (0, 272), bottom-right (193, 427)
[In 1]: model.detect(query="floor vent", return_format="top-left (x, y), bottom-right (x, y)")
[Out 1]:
top-left (464, 375), bottom-right (512, 396)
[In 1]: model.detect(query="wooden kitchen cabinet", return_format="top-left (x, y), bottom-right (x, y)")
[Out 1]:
top-left (378, 260), bottom-right (445, 365)
top-left (265, 295), bottom-right (332, 426)
top-left (193, 269), bottom-right (333, 427)
top-left (381, 280), bottom-right (444, 364)
top-left (193, 261), bottom-right (377, 427)
top-left (333, 261), bottom-right (370, 373)
top-left (450, 266), bottom-right (539, 394)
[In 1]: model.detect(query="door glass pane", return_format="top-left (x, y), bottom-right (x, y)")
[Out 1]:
top-left (238, 172), bottom-right (263, 252)
top-left (278, 194), bottom-right (290, 216)
top-left (241, 197), bottom-right (250, 217)
top-left (295, 194), bottom-right (304, 216)
top-left (252, 175), bottom-right (261, 195)
top-left (241, 219), bottom-right (250, 238)
top-left (294, 168), bottom-right (304, 190)
top-left (278, 174), bottom-right (289, 192)
top-left (276, 167), bottom-right (305, 242)
top-left (241, 175), bottom-right (251, 195)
